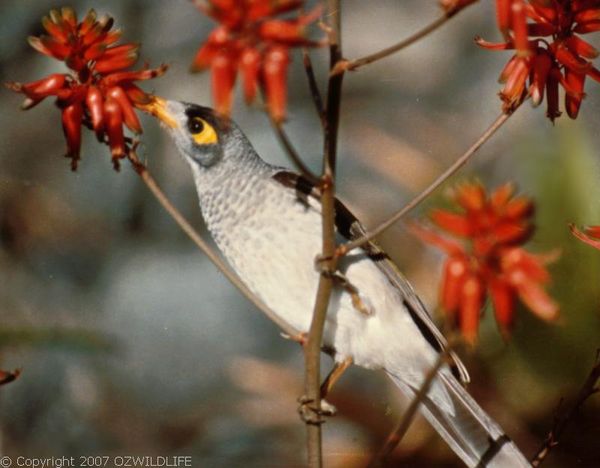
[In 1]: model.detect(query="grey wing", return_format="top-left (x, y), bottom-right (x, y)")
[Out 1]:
top-left (272, 170), bottom-right (470, 384)
top-left (336, 201), bottom-right (470, 384)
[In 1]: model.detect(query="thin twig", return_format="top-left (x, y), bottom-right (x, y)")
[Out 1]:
top-left (125, 146), bottom-right (299, 338)
top-left (336, 108), bottom-right (516, 257)
top-left (531, 350), bottom-right (600, 467)
top-left (367, 345), bottom-right (452, 467)
top-left (302, 48), bottom-right (326, 125)
top-left (269, 117), bottom-right (320, 185)
top-left (303, 1), bottom-right (344, 467)
top-left (331, 2), bottom-right (477, 76)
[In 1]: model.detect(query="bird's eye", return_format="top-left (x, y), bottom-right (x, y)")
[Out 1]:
top-left (187, 116), bottom-right (218, 145)
top-left (188, 117), bottom-right (205, 134)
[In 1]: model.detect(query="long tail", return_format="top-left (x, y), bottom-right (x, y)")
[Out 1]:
top-left (388, 371), bottom-right (530, 467)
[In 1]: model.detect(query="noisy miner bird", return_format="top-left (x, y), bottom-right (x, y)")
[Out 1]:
top-left (144, 97), bottom-right (530, 467)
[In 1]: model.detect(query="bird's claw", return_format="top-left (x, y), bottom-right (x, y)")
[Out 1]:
top-left (297, 396), bottom-right (337, 423)
top-left (314, 254), bottom-right (334, 273)
top-left (314, 255), bottom-right (375, 316)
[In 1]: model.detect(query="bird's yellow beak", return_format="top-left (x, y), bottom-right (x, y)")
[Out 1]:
top-left (138, 96), bottom-right (178, 129)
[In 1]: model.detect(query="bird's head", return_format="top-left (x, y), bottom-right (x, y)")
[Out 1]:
top-left (141, 97), bottom-right (235, 168)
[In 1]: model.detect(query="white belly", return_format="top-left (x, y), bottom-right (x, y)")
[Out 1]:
top-left (206, 178), bottom-right (441, 386)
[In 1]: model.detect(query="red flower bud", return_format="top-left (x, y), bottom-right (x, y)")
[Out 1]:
top-left (496, 0), bottom-right (513, 39)
top-left (565, 35), bottom-right (599, 59)
top-left (104, 97), bottom-right (126, 162)
top-left (490, 278), bottom-right (515, 336)
top-left (511, 0), bottom-right (531, 55)
top-left (211, 51), bottom-right (238, 116)
top-left (61, 101), bottom-right (83, 169)
top-left (241, 47), bottom-right (261, 104)
top-left (530, 51), bottom-right (552, 105)
top-left (191, 27), bottom-right (231, 72)
top-left (459, 275), bottom-right (485, 345)
top-left (441, 256), bottom-right (469, 315)
top-left (564, 69), bottom-right (586, 118)
top-left (107, 86), bottom-right (142, 134)
top-left (508, 269), bottom-right (559, 321)
top-left (430, 210), bottom-right (473, 237)
top-left (263, 46), bottom-right (290, 122)
top-left (20, 73), bottom-right (68, 99)
top-left (545, 67), bottom-right (561, 121)
top-left (86, 85), bottom-right (105, 140)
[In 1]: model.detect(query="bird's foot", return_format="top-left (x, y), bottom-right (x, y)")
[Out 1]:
top-left (314, 254), bottom-right (334, 273)
top-left (326, 270), bottom-right (377, 316)
top-left (314, 255), bottom-right (375, 316)
top-left (297, 396), bottom-right (337, 423)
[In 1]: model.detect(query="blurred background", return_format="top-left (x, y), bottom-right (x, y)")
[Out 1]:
top-left (1, 0), bottom-right (600, 466)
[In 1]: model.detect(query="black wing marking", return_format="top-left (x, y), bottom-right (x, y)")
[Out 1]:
top-left (272, 170), bottom-right (470, 384)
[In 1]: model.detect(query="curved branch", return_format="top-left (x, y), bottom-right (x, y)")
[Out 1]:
top-left (269, 117), bottom-right (320, 185)
top-left (302, 48), bottom-right (326, 125)
top-left (331, 2), bottom-right (477, 76)
top-left (531, 351), bottom-right (600, 466)
top-left (126, 146), bottom-right (299, 338)
top-left (336, 109), bottom-right (516, 257)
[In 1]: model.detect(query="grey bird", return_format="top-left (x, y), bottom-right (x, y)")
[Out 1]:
top-left (146, 97), bottom-right (530, 467)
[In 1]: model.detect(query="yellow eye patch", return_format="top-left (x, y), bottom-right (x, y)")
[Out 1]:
top-left (188, 117), bottom-right (218, 145)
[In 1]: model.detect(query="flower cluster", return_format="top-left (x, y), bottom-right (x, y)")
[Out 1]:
top-left (570, 224), bottom-right (600, 250)
top-left (7, 8), bottom-right (167, 169)
top-left (191, 0), bottom-right (321, 121)
top-left (477, 0), bottom-right (600, 121)
top-left (412, 182), bottom-right (559, 344)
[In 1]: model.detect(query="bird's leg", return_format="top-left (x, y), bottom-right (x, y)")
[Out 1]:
top-left (298, 359), bottom-right (353, 420)
top-left (321, 357), bottom-right (353, 400)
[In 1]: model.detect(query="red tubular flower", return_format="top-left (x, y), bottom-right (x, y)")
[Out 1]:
top-left (211, 51), bottom-right (238, 115)
top-left (241, 47), bottom-right (261, 103)
top-left (570, 223), bottom-right (600, 250)
top-left (441, 255), bottom-right (470, 316)
top-left (191, 0), bottom-right (322, 121)
top-left (7, 8), bottom-right (167, 170)
top-left (477, 0), bottom-right (600, 120)
top-left (412, 182), bottom-right (559, 344)
top-left (459, 275), bottom-right (485, 345)
top-left (489, 277), bottom-right (515, 336)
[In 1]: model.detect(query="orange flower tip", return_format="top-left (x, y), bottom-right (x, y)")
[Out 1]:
top-left (27, 36), bottom-right (46, 53)
top-left (269, 111), bottom-right (286, 124)
top-left (61, 6), bottom-right (76, 22)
